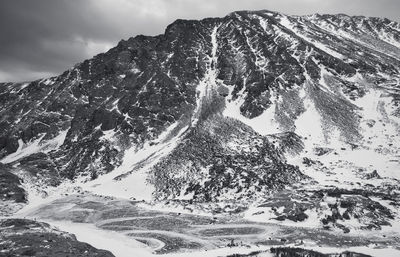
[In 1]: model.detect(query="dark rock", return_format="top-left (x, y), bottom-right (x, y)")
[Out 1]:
top-left (270, 247), bottom-right (372, 257)
top-left (0, 164), bottom-right (26, 204)
top-left (313, 147), bottom-right (334, 156)
top-left (364, 170), bottom-right (381, 179)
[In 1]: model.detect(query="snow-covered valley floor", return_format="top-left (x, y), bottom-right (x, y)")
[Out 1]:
top-left (8, 193), bottom-right (400, 257)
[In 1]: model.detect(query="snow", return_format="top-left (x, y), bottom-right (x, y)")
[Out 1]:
top-left (110, 98), bottom-right (121, 113)
top-left (349, 89), bottom-right (400, 179)
top-left (312, 20), bottom-right (400, 60)
top-left (35, 216), bottom-right (284, 257)
top-left (3, 13), bottom-right (400, 257)
top-left (279, 16), bottom-right (345, 60)
top-left (14, 179), bottom-right (77, 218)
top-left (243, 204), bottom-right (322, 229)
top-left (9, 83), bottom-right (30, 94)
top-left (294, 87), bottom-right (325, 145)
top-left (100, 129), bottom-right (117, 141)
top-left (306, 245), bottom-right (400, 257)
top-left (243, 28), bottom-right (269, 73)
top-left (42, 78), bottom-right (53, 85)
top-left (166, 246), bottom-right (273, 257)
top-left (130, 68), bottom-right (140, 73)
top-left (285, 79), bottom-right (400, 188)
top-left (47, 217), bottom-right (400, 257)
top-left (223, 87), bottom-right (281, 136)
top-left (191, 25), bottom-right (220, 127)
top-left (77, 25), bottom-right (224, 203)
top-left (18, 83), bottom-right (29, 91)
top-left (318, 64), bottom-right (336, 94)
top-left (1, 138), bottom-right (43, 164)
top-left (80, 122), bottom-right (188, 201)
top-left (48, 220), bottom-right (154, 257)
top-left (373, 25), bottom-right (400, 49)
top-left (0, 130), bottom-right (68, 164)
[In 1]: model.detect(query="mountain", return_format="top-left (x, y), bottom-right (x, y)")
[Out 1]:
top-left (1, 9), bottom-right (400, 256)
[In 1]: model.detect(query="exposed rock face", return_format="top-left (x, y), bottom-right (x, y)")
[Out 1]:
top-left (0, 164), bottom-right (26, 215)
top-left (0, 164), bottom-right (25, 203)
top-left (0, 10), bottom-right (400, 205)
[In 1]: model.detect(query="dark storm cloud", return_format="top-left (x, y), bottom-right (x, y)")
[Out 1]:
top-left (1, 0), bottom-right (399, 82)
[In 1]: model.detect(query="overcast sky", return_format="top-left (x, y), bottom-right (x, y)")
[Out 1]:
top-left (1, 0), bottom-right (399, 83)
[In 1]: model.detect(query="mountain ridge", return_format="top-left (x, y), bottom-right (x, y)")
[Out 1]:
top-left (0, 8), bottom-right (400, 209)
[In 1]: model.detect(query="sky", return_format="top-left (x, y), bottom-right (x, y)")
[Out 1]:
top-left (0, 0), bottom-right (399, 83)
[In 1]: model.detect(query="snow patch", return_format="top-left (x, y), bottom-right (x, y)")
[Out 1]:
top-left (224, 87), bottom-right (281, 136)
top-left (100, 129), bottom-right (117, 142)
top-left (48, 220), bottom-right (154, 257)
top-left (294, 88), bottom-right (325, 145)
top-left (0, 130), bottom-right (68, 164)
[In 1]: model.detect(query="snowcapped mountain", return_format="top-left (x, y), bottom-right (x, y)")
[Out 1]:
top-left (1, 9), bottom-right (400, 257)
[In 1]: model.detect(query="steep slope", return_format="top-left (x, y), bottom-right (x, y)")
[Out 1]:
top-left (0, 10), bottom-right (399, 211)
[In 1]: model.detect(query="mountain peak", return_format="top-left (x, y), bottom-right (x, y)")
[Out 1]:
top-left (2, 8), bottom-right (400, 255)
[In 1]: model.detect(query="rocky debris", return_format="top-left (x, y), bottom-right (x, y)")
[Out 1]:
top-left (226, 248), bottom-right (372, 257)
top-left (313, 147), bottom-right (334, 156)
top-left (302, 157), bottom-right (323, 167)
top-left (16, 152), bottom-right (62, 186)
top-left (363, 170), bottom-right (381, 180)
top-left (0, 219), bottom-right (114, 257)
top-left (267, 132), bottom-right (305, 156)
top-left (365, 120), bottom-right (376, 128)
top-left (320, 189), bottom-right (395, 231)
top-left (253, 187), bottom-right (397, 232)
top-left (150, 115), bottom-right (304, 202)
top-left (269, 247), bottom-right (371, 257)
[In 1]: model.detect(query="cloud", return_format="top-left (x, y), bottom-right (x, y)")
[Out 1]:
top-left (0, 0), bottom-right (399, 82)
